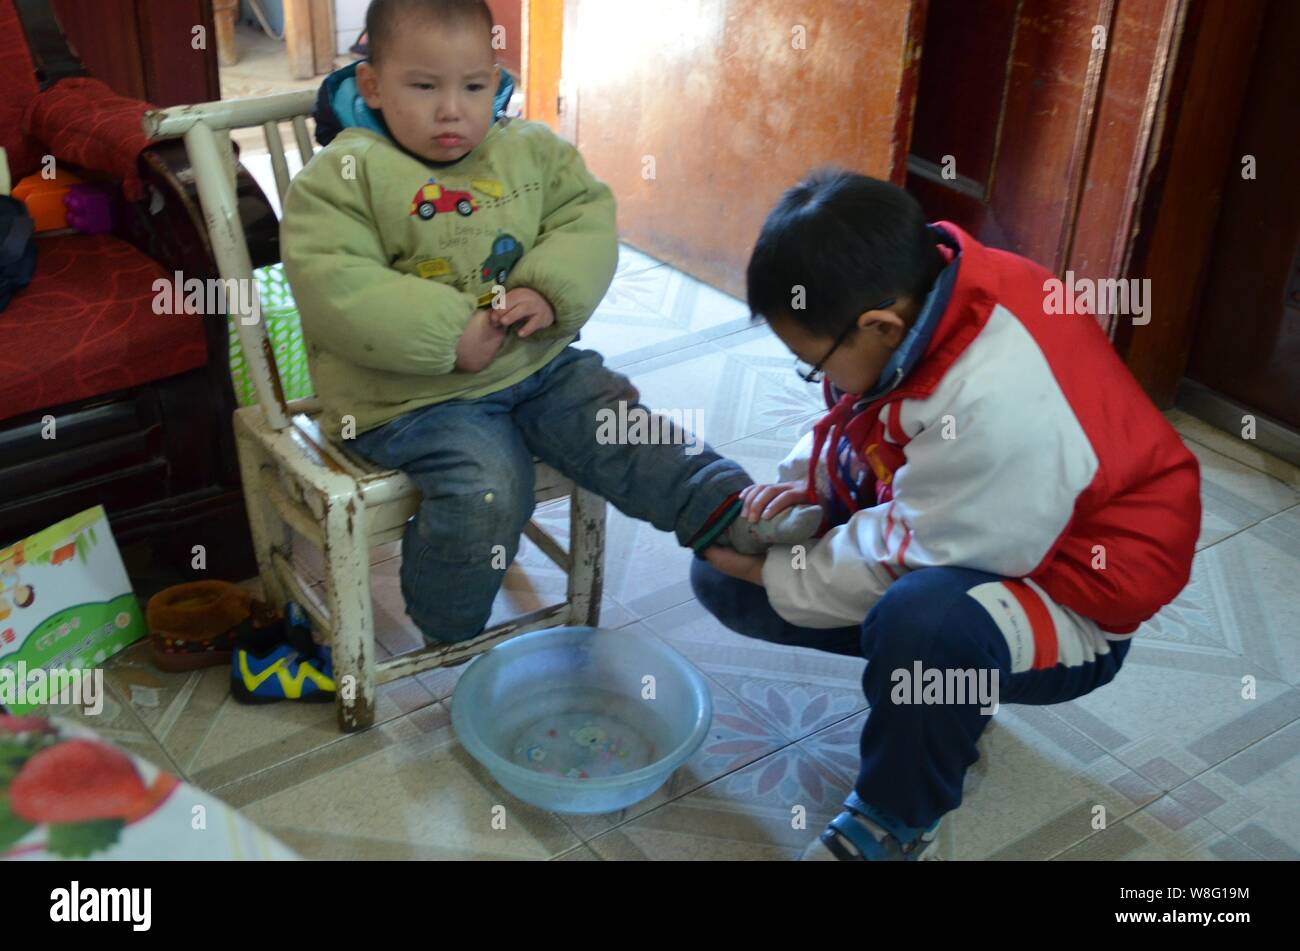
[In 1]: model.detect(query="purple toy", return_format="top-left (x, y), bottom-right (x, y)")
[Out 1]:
top-left (64, 184), bottom-right (115, 234)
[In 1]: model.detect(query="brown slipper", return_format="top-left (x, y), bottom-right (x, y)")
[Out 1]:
top-left (146, 581), bottom-right (279, 673)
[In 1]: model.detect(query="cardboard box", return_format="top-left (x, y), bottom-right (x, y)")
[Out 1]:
top-left (0, 506), bottom-right (146, 713)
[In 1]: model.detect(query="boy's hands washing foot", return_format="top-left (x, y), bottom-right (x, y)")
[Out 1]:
top-left (723, 482), bottom-right (823, 555)
top-left (702, 546), bottom-right (766, 586)
top-left (740, 481), bottom-right (806, 522)
top-left (700, 483), bottom-right (825, 586)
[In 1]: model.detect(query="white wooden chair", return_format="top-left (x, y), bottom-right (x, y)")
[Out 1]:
top-left (142, 92), bottom-right (606, 732)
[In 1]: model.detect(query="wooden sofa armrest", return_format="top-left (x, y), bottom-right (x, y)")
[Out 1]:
top-left (116, 139), bottom-right (281, 277)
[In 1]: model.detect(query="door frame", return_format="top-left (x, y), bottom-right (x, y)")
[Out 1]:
top-left (524, 0), bottom-right (565, 132)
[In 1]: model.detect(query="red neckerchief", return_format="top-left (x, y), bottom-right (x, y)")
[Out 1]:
top-left (806, 390), bottom-right (861, 515)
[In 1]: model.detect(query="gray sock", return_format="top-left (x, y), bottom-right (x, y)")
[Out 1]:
top-left (723, 504), bottom-right (823, 555)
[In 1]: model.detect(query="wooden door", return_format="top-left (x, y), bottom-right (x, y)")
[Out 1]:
top-left (1183, 0), bottom-right (1300, 429)
top-left (48, 0), bottom-right (219, 105)
top-left (1114, 0), bottom-right (1270, 406)
top-left (560, 0), bottom-right (927, 299)
top-left (283, 0), bottom-right (339, 79)
top-left (905, 0), bottom-right (1186, 329)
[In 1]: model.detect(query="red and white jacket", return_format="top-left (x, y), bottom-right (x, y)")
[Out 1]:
top-left (762, 223), bottom-right (1201, 634)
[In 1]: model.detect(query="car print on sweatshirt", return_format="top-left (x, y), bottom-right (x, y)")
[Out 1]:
top-left (480, 232), bottom-right (524, 286)
top-left (409, 178), bottom-right (478, 220)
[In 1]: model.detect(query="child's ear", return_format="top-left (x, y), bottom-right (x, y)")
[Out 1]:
top-left (356, 62), bottom-right (382, 109)
top-left (861, 307), bottom-right (907, 346)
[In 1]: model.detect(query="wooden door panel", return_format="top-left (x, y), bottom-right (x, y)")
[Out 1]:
top-left (1185, 0), bottom-right (1300, 428)
top-left (566, 0), bottom-right (926, 298)
top-left (1067, 0), bottom-right (1177, 279)
top-left (987, 0), bottom-right (1110, 269)
top-left (1116, 0), bottom-right (1269, 406)
top-left (908, 0), bottom-right (1017, 189)
top-left (909, 0), bottom-right (1109, 270)
top-left (50, 0), bottom-right (219, 105)
top-left (906, 0), bottom-right (1186, 350)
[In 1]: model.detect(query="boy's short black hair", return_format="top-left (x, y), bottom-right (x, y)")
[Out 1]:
top-left (365, 0), bottom-right (494, 66)
top-left (747, 168), bottom-right (943, 337)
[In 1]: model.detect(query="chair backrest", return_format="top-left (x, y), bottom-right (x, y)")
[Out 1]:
top-left (143, 90), bottom-right (317, 431)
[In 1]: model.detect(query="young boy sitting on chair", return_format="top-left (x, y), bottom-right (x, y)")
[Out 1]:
top-left (281, 0), bottom-right (816, 644)
top-left (692, 169), bottom-right (1201, 860)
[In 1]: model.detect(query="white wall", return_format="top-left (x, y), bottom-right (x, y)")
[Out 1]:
top-left (240, 0), bottom-right (284, 34)
top-left (335, 0), bottom-right (370, 55)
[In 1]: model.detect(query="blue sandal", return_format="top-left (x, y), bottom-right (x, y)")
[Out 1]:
top-left (815, 791), bottom-right (942, 861)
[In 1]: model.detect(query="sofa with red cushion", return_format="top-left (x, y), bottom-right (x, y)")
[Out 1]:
top-left (0, 0), bottom-right (278, 576)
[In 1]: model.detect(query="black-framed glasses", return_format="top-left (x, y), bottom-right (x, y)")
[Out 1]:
top-left (795, 298), bottom-right (897, 383)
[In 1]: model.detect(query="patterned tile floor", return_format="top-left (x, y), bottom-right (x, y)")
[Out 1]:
top-left (92, 247), bottom-right (1300, 861)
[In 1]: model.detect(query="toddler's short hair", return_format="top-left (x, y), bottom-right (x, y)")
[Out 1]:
top-left (365, 0), bottom-right (494, 66)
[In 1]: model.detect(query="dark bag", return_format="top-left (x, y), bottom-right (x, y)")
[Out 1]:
top-left (0, 194), bottom-right (38, 312)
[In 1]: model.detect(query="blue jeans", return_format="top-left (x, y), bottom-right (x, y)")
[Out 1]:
top-left (353, 346), bottom-right (751, 641)
top-left (690, 560), bottom-right (1132, 830)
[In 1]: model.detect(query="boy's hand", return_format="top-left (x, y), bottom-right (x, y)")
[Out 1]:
top-left (493, 288), bottom-right (556, 338)
top-left (739, 481), bottom-right (807, 523)
top-left (702, 546), bottom-right (766, 586)
top-left (455, 308), bottom-right (508, 373)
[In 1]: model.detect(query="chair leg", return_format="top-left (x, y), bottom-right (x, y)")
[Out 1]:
top-left (567, 487), bottom-right (606, 626)
top-left (320, 494), bottom-right (377, 732)
top-left (234, 425), bottom-right (290, 608)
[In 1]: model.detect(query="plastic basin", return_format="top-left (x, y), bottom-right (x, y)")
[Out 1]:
top-left (451, 626), bottom-right (713, 815)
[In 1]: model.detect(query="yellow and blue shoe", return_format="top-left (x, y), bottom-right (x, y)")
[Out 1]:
top-left (231, 602), bottom-right (335, 704)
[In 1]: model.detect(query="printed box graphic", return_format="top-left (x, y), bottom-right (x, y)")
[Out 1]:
top-left (0, 506), bottom-right (145, 713)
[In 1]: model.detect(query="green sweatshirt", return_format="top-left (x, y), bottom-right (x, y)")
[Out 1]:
top-left (280, 119), bottom-right (618, 437)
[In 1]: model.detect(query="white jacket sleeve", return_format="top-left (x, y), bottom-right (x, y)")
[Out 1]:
top-left (761, 310), bottom-right (1099, 628)
top-left (775, 430), bottom-right (816, 483)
